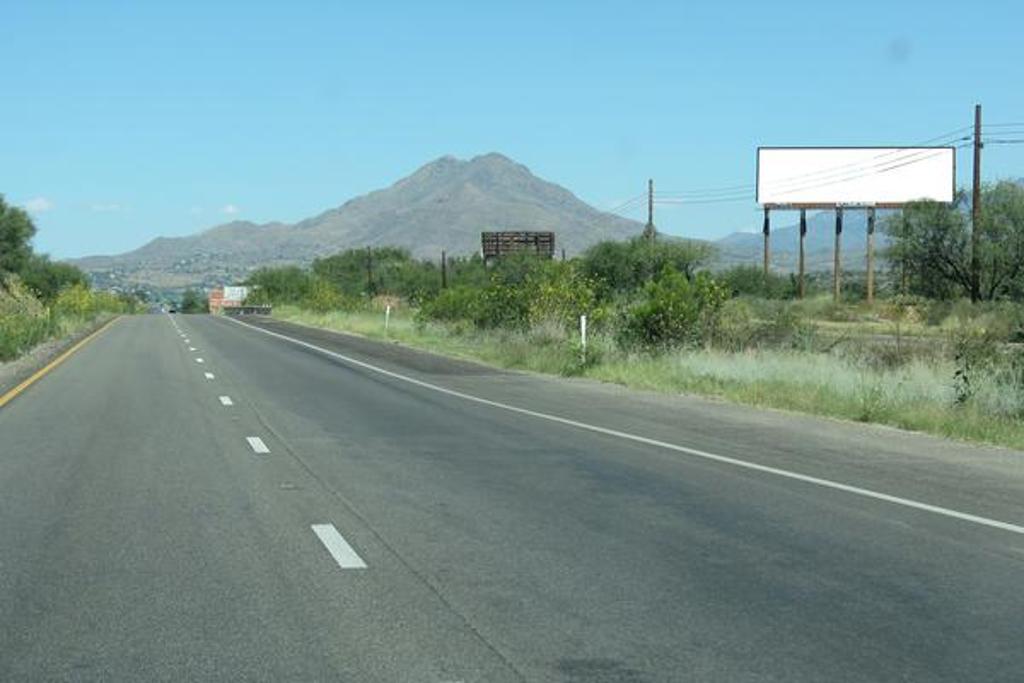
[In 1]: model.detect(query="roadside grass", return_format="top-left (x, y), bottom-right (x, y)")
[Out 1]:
top-left (1, 277), bottom-right (127, 363)
top-left (271, 304), bottom-right (1024, 451)
top-left (0, 313), bottom-right (113, 363)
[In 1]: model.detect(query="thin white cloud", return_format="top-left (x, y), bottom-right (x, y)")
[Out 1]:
top-left (221, 204), bottom-right (240, 215)
top-left (24, 197), bottom-right (53, 213)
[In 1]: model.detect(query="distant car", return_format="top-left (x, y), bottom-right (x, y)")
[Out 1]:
top-left (167, 307), bottom-right (177, 314)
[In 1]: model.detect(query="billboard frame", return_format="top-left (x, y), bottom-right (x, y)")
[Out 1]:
top-left (756, 145), bottom-right (957, 209)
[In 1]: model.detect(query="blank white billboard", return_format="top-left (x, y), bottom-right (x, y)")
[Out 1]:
top-left (757, 147), bottom-right (955, 207)
top-left (223, 286), bottom-right (249, 302)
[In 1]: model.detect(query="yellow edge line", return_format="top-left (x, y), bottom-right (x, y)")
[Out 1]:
top-left (0, 316), bottom-right (120, 410)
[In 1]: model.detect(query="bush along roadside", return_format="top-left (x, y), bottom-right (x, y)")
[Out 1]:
top-left (0, 276), bottom-right (134, 362)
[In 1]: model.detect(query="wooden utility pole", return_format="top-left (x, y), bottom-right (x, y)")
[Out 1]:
top-left (833, 207), bottom-right (843, 302)
top-left (866, 207), bottom-right (876, 304)
top-left (798, 209), bottom-right (807, 299)
top-left (642, 179), bottom-right (656, 241)
top-left (762, 208), bottom-right (771, 275)
top-left (971, 103), bottom-right (983, 302)
top-left (441, 249), bottom-right (447, 289)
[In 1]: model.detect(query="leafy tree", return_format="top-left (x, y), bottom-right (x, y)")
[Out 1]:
top-left (245, 266), bottom-right (313, 304)
top-left (885, 183), bottom-right (1024, 301)
top-left (0, 195), bottom-right (37, 274)
top-left (580, 237), bottom-right (714, 301)
top-left (179, 288), bottom-right (208, 313)
top-left (303, 277), bottom-right (347, 312)
top-left (19, 254), bottom-right (88, 302)
top-left (313, 247), bottom-right (413, 297)
top-left (978, 182), bottom-right (1024, 300)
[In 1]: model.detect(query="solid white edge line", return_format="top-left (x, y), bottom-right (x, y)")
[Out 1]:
top-left (227, 317), bottom-right (1024, 537)
top-left (219, 395), bottom-right (233, 406)
top-left (246, 436), bottom-right (270, 454)
top-left (311, 524), bottom-right (367, 569)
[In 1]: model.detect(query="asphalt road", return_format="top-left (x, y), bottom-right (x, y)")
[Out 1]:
top-left (2, 313), bottom-right (1024, 682)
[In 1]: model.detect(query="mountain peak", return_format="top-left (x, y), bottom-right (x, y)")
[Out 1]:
top-left (72, 152), bottom-right (645, 289)
top-left (469, 152), bottom-right (515, 165)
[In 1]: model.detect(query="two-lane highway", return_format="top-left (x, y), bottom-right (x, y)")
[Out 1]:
top-left (2, 313), bottom-right (1023, 681)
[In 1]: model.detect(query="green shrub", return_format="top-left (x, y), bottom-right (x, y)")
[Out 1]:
top-left (617, 269), bottom-right (727, 350)
top-left (718, 265), bottom-right (794, 299)
top-left (179, 288), bottom-right (208, 314)
top-left (525, 262), bottom-right (599, 331)
top-left (19, 255), bottom-right (88, 302)
top-left (0, 313), bottom-right (57, 361)
top-left (303, 277), bottom-right (347, 313)
top-left (713, 298), bottom-right (758, 351)
top-left (754, 304), bottom-right (819, 351)
top-left (418, 285), bottom-right (482, 324)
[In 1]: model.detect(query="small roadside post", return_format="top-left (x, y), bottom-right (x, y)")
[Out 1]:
top-left (385, 304), bottom-right (391, 333)
top-left (580, 314), bottom-right (587, 364)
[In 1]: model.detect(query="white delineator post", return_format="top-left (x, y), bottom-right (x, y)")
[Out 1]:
top-left (580, 314), bottom-right (587, 363)
top-left (385, 304), bottom-right (391, 332)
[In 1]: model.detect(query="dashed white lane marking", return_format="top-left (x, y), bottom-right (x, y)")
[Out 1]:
top-left (246, 436), bottom-right (270, 454)
top-left (229, 317), bottom-right (1024, 538)
top-left (189, 347), bottom-right (198, 351)
top-left (218, 395), bottom-right (234, 406)
top-left (195, 358), bottom-right (204, 363)
top-left (311, 524), bottom-right (367, 569)
top-left (204, 372), bottom-right (215, 379)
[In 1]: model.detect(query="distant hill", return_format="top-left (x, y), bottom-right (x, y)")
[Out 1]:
top-left (73, 153), bottom-right (644, 290)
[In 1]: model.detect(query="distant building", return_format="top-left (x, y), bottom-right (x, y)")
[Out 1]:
top-left (481, 231), bottom-right (555, 262)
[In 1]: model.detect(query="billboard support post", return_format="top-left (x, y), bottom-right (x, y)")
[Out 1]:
top-left (798, 209), bottom-right (807, 299)
top-left (762, 208), bottom-right (771, 275)
top-left (866, 207), bottom-right (876, 305)
top-left (833, 207), bottom-right (844, 302)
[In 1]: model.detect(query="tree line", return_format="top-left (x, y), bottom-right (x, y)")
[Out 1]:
top-left (1, 195), bottom-right (141, 360)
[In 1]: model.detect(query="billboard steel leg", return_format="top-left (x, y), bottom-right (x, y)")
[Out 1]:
top-left (833, 207), bottom-right (843, 302)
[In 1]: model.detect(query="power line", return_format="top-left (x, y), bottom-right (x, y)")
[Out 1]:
top-left (605, 193), bottom-right (646, 214)
top-left (654, 146), bottom-right (967, 207)
top-left (658, 133), bottom-right (970, 201)
top-left (609, 120), bottom-right (1018, 215)
top-left (655, 195), bottom-right (753, 205)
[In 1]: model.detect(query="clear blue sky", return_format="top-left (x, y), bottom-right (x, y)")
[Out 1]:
top-left (3, 0), bottom-right (1022, 258)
